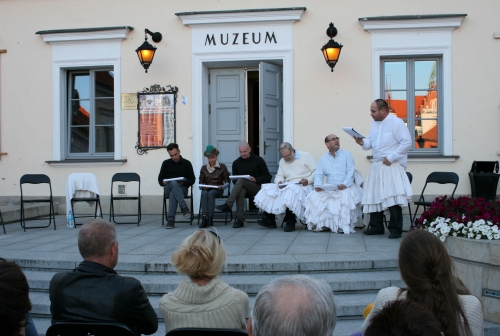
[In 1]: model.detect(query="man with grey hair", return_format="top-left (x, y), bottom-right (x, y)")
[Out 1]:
top-left (49, 219), bottom-right (158, 336)
top-left (216, 141), bottom-right (271, 228)
top-left (247, 275), bottom-right (337, 336)
top-left (254, 142), bottom-right (316, 232)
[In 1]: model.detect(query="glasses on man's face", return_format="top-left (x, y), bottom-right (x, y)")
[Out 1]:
top-left (326, 137), bottom-right (340, 142)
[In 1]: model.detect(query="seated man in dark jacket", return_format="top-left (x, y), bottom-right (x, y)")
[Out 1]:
top-left (216, 141), bottom-right (271, 228)
top-left (158, 143), bottom-right (196, 229)
top-left (49, 219), bottom-right (158, 336)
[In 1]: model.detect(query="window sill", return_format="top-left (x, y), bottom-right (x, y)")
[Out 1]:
top-left (366, 155), bottom-right (459, 164)
top-left (46, 159), bottom-right (127, 167)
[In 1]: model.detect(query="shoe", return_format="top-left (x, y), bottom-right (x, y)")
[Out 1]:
top-left (337, 228), bottom-right (344, 234)
top-left (199, 217), bottom-right (208, 228)
top-left (233, 219), bottom-right (244, 228)
top-left (182, 207), bottom-right (190, 218)
top-left (363, 227), bottom-right (384, 235)
top-left (314, 226), bottom-right (330, 232)
top-left (216, 203), bottom-right (232, 213)
top-left (257, 217), bottom-right (277, 229)
top-left (389, 232), bottom-right (402, 239)
top-left (208, 216), bottom-right (214, 227)
top-left (283, 221), bottom-right (295, 232)
top-left (166, 221), bottom-right (175, 229)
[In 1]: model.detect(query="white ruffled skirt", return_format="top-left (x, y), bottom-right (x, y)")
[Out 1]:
top-left (304, 182), bottom-right (363, 234)
top-left (254, 183), bottom-right (313, 221)
top-left (362, 161), bottom-right (413, 213)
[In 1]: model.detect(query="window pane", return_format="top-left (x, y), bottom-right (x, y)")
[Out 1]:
top-left (71, 100), bottom-right (90, 126)
top-left (415, 120), bottom-right (438, 149)
top-left (415, 60), bottom-right (437, 90)
top-left (71, 73), bottom-right (90, 100)
top-left (385, 91), bottom-right (407, 121)
top-left (384, 61), bottom-right (406, 90)
top-left (95, 98), bottom-right (114, 124)
top-left (95, 126), bottom-right (114, 152)
top-left (95, 71), bottom-right (114, 98)
top-left (70, 127), bottom-right (89, 153)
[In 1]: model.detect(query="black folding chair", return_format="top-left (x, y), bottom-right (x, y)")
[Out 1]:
top-left (197, 183), bottom-right (233, 226)
top-left (68, 173), bottom-right (103, 226)
top-left (109, 173), bottom-right (141, 225)
top-left (46, 322), bottom-right (135, 336)
top-left (166, 327), bottom-right (248, 336)
top-left (19, 174), bottom-right (56, 232)
top-left (383, 171), bottom-right (413, 230)
top-left (412, 171), bottom-right (459, 227)
top-left (162, 185), bottom-right (194, 226)
top-left (0, 210), bottom-right (5, 234)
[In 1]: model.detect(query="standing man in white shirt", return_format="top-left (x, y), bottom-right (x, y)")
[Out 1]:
top-left (354, 99), bottom-right (412, 239)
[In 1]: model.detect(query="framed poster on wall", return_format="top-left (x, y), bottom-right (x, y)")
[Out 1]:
top-left (135, 84), bottom-right (178, 154)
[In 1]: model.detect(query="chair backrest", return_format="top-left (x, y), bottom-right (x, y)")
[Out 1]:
top-left (20, 174), bottom-right (51, 185)
top-left (166, 328), bottom-right (248, 336)
top-left (419, 171), bottom-right (459, 200)
top-left (112, 172), bottom-right (140, 183)
top-left (406, 171), bottom-right (413, 184)
top-left (46, 322), bottom-right (135, 336)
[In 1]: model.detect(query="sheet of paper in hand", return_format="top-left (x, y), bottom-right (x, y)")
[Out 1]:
top-left (163, 177), bottom-right (187, 183)
top-left (229, 175), bottom-right (251, 180)
top-left (318, 184), bottom-right (339, 191)
top-left (199, 184), bottom-right (219, 189)
top-left (342, 127), bottom-right (365, 138)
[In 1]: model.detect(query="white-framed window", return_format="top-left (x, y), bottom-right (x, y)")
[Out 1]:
top-left (381, 56), bottom-right (442, 153)
top-left (68, 69), bottom-right (115, 157)
top-left (359, 14), bottom-right (466, 161)
top-left (37, 27), bottom-right (131, 163)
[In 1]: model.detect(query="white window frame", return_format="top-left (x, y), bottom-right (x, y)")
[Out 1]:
top-left (38, 27), bottom-right (131, 162)
top-left (360, 15), bottom-right (465, 161)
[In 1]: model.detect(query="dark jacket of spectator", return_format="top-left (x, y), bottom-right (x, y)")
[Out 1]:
top-left (232, 154), bottom-right (271, 185)
top-left (50, 261), bottom-right (158, 336)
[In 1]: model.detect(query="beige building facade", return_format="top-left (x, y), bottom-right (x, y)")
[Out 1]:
top-left (0, 0), bottom-right (499, 213)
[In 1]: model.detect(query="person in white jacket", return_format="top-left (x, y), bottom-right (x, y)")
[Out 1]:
top-left (254, 142), bottom-right (316, 232)
top-left (354, 99), bottom-right (412, 239)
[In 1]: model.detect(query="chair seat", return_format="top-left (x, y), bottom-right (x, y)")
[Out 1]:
top-left (413, 201), bottom-right (431, 206)
top-left (46, 322), bottom-right (135, 336)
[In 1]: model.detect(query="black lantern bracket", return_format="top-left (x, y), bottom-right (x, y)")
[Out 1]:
top-left (135, 84), bottom-right (179, 155)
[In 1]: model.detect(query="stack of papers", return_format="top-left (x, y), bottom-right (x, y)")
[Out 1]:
top-left (342, 127), bottom-right (365, 138)
top-left (317, 184), bottom-right (339, 191)
top-left (198, 184), bottom-right (219, 189)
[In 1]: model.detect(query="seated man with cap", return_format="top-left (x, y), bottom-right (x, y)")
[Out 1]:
top-left (254, 142), bottom-right (316, 232)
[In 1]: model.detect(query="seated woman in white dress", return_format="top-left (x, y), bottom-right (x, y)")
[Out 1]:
top-left (361, 230), bottom-right (484, 336)
top-left (159, 229), bottom-right (249, 333)
top-left (304, 134), bottom-right (363, 233)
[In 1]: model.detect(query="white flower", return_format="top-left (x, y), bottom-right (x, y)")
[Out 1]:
top-left (476, 235), bottom-right (482, 240)
top-left (453, 232), bottom-right (458, 237)
top-left (439, 235), bottom-right (446, 242)
top-left (494, 234), bottom-right (500, 240)
top-left (468, 233), bottom-right (475, 238)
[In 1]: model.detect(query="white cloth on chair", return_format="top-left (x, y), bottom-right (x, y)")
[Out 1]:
top-left (305, 170), bottom-right (364, 233)
top-left (65, 173), bottom-right (101, 223)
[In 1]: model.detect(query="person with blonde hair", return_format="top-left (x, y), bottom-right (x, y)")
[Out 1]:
top-left (160, 229), bottom-right (248, 332)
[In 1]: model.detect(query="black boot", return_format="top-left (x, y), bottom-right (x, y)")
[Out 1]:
top-left (208, 216), bottom-right (214, 227)
top-left (200, 216), bottom-right (208, 228)
top-left (257, 212), bottom-right (277, 228)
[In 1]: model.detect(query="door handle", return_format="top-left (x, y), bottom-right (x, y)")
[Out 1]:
top-left (264, 141), bottom-right (271, 155)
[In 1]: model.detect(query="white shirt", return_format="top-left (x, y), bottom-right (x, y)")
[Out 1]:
top-left (314, 148), bottom-right (355, 188)
top-left (361, 114), bottom-right (412, 167)
top-left (274, 150), bottom-right (317, 184)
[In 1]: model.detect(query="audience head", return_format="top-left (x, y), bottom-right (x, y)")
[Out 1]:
top-left (78, 219), bottom-right (118, 268)
top-left (364, 300), bottom-right (442, 336)
top-left (172, 229), bottom-right (226, 280)
top-left (250, 274), bottom-right (336, 336)
top-left (238, 141), bottom-right (251, 160)
top-left (167, 143), bottom-right (181, 163)
top-left (398, 229), bottom-right (471, 336)
top-left (0, 258), bottom-right (32, 336)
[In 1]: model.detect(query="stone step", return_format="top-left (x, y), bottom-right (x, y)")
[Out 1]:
top-left (25, 270), bottom-right (404, 295)
top-left (0, 203), bottom-right (59, 224)
top-left (13, 252), bottom-right (398, 274)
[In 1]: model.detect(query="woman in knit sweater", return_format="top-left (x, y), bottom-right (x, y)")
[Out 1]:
top-left (361, 230), bottom-right (483, 336)
top-left (159, 229), bottom-right (248, 333)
